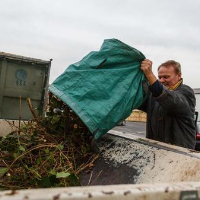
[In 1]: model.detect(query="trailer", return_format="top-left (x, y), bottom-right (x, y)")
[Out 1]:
top-left (1, 131), bottom-right (200, 200)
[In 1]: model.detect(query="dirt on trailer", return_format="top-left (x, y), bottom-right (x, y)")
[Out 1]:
top-left (80, 134), bottom-right (200, 185)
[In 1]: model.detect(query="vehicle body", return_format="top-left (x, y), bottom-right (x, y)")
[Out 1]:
top-left (195, 120), bottom-right (200, 150)
top-left (194, 111), bottom-right (200, 150)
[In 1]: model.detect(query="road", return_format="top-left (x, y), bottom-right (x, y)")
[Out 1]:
top-left (112, 121), bottom-right (146, 138)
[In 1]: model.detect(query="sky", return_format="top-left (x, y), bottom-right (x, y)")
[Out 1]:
top-left (0, 0), bottom-right (200, 88)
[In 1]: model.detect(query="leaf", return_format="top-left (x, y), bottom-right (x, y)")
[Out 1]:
top-left (68, 174), bottom-right (80, 186)
top-left (44, 148), bottom-right (49, 154)
top-left (57, 144), bottom-right (64, 150)
top-left (60, 121), bottom-right (65, 128)
top-left (51, 115), bottom-right (60, 124)
top-left (38, 175), bottom-right (57, 188)
top-left (13, 152), bottom-right (21, 159)
top-left (36, 157), bottom-right (42, 165)
top-left (0, 167), bottom-right (8, 178)
top-left (49, 169), bottom-right (56, 175)
top-left (56, 172), bottom-right (71, 178)
top-left (19, 145), bottom-right (26, 152)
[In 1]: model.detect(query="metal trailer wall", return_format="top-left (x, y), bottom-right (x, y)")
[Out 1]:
top-left (0, 181), bottom-right (200, 200)
top-left (0, 52), bottom-right (51, 120)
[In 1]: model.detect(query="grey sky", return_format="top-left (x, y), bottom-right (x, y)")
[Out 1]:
top-left (0, 0), bottom-right (200, 88)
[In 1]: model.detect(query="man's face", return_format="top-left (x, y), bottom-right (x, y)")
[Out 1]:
top-left (158, 65), bottom-right (181, 88)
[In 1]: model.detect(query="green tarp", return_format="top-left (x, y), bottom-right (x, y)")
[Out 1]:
top-left (49, 39), bottom-right (147, 140)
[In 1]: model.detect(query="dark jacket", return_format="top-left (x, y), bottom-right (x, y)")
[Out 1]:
top-left (141, 83), bottom-right (196, 149)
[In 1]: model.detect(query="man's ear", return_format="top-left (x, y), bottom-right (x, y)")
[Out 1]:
top-left (178, 73), bottom-right (182, 81)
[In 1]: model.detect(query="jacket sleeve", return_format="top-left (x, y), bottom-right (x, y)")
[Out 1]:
top-left (155, 85), bottom-right (196, 115)
top-left (138, 98), bottom-right (148, 112)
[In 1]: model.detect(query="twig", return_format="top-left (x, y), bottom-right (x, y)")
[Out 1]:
top-left (2, 160), bottom-right (13, 172)
top-left (92, 170), bottom-right (103, 185)
top-left (10, 144), bottom-right (58, 167)
top-left (27, 98), bottom-right (39, 122)
top-left (58, 148), bottom-right (74, 172)
top-left (4, 120), bottom-right (18, 129)
top-left (22, 163), bottom-right (42, 179)
top-left (18, 95), bottom-right (22, 139)
top-left (76, 154), bottom-right (99, 175)
top-left (87, 171), bottom-right (93, 186)
top-left (10, 144), bottom-right (74, 172)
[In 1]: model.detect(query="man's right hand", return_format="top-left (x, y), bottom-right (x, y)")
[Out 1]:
top-left (141, 59), bottom-right (157, 85)
top-left (141, 59), bottom-right (153, 76)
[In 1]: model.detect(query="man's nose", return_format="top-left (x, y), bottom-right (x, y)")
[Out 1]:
top-left (159, 77), bottom-right (165, 83)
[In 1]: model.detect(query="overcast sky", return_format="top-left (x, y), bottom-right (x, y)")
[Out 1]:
top-left (1, 0), bottom-right (200, 88)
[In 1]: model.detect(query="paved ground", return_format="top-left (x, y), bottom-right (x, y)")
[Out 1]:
top-left (113, 121), bottom-right (146, 138)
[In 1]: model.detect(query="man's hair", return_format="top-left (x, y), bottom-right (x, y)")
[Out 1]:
top-left (158, 60), bottom-right (181, 74)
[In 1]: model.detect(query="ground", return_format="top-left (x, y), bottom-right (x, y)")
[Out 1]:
top-left (113, 121), bottom-right (146, 138)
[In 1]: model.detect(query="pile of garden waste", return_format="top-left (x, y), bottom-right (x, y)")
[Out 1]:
top-left (0, 94), bottom-right (98, 190)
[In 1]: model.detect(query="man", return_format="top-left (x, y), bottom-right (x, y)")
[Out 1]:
top-left (140, 59), bottom-right (196, 149)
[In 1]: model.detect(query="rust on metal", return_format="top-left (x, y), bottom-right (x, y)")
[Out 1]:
top-left (101, 191), bottom-right (114, 195)
top-left (53, 194), bottom-right (60, 200)
top-left (124, 191), bottom-right (131, 196)
top-left (5, 190), bottom-right (18, 196)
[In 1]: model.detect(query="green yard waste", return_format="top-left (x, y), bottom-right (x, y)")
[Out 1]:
top-left (49, 39), bottom-right (147, 140)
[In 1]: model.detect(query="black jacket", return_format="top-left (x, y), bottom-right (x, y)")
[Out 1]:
top-left (141, 83), bottom-right (196, 149)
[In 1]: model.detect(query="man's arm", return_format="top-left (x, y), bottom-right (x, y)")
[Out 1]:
top-left (155, 86), bottom-right (195, 115)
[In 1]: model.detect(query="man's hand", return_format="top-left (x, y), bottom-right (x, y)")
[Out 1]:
top-left (141, 59), bottom-right (153, 76)
top-left (141, 59), bottom-right (157, 85)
